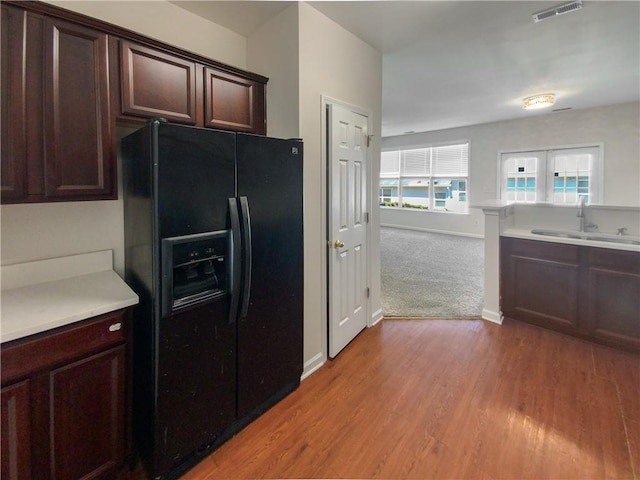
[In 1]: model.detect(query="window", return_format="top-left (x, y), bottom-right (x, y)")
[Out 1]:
top-left (500, 145), bottom-right (601, 205)
top-left (380, 142), bottom-right (469, 212)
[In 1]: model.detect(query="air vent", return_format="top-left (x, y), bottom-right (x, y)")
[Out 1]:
top-left (533, 0), bottom-right (582, 22)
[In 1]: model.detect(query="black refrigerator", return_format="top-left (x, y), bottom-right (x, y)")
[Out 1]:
top-left (121, 120), bottom-right (303, 480)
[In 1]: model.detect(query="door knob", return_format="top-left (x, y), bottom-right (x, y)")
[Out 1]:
top-left (334, 240), bottom-right (345, 248)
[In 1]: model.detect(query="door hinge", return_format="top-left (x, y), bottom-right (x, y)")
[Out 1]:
top-left (366, 287), bottom-right (370, 298)
top-left (366, 134), bottom-right (374, 148)
top-left (364, 212), bottom-right (369, 223)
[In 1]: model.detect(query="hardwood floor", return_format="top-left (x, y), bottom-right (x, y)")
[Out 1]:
top-left (135, 318), bottom-right (640, 479)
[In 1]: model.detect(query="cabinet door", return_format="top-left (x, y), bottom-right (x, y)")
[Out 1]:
top-left (501, 238), bottom-right (580, 332)
top-left (1, 381), bottom-right (32, 480)
top-left (586, 248), bottom-right (640, 352)
top-left (50, 345), bottom-right (125, 480)
top-left (120, 40), bottom-right (197, 124)
top-left (0, 4), bottom-right (26, 201)
top-left (204, 68), bottom-right (266, 134)
top-left (43, 17), bottom-right (114, 200)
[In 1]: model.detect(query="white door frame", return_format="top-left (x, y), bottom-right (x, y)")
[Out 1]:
top-left (321, 95), bottom-right (374, 359)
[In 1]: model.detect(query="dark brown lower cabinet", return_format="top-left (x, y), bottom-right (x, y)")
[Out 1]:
top-left (50, 346), bottom-right (125, 480)
top-left (1, 381), bottom-right (32, 480)
top-left (0, 309), bottom-right (131, 480)
top-left (585, 248), bottom-right (640, 350)
top-left (501, 237), bottom-right (640, 353)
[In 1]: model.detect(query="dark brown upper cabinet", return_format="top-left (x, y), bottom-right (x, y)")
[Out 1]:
top-left (120, 40), bottom-right (198, 125)
top-left (0, 5), bottom-right (115, 204)
top-left (44, 17), bottom-right (114, 199)
top-left (1, 4), bottom-right (27, 201)
top-left (204, 68), bottom-right (265, 134)
top-left (1, 0), bottom-right (268, 205)
top-left (119, 40), bottom-right (267, 135)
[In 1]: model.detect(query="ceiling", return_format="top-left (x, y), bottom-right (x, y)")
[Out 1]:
top-left (171, 1), bottom-right (640, 137)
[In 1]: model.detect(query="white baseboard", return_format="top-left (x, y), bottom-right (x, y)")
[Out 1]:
top-left (380, 223), bottom-right (484, 239)
top-left (301, 352), bottom-right (325, 381)
top-left (482, 308), bottom-right (503, 324)
top-left (370, 308), bottom-right (384, 326)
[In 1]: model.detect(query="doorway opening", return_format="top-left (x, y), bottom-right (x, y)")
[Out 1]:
top-left (380, 226), bottom-right (484, 317)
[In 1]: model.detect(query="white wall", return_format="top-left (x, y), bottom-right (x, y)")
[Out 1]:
top-left (247, 5), bottom-right (299, 139)
top-left (382, 101), bottom-right (640, 235)
top-left (0, 200), bottom-right (126, 271)
top-left (250, 3), bottom-right (383, 374)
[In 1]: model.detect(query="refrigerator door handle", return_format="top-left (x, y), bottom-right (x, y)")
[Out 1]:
top-left (239, 196), bottom-right (253, 319)
top-left (228, 198), bottom-right (242, 324)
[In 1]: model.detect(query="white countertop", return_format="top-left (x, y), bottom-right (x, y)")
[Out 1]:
top-left (502, 228), bottom-right (640, 253)
top-left (1, 251), bottom-right (139, 344)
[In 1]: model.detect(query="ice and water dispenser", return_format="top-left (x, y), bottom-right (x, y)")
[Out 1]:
top-left (161, 230), bottom-right (230, 317)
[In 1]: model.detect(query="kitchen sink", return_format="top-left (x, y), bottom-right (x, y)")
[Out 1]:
top-left (531, 229), bottom-right (640, 246)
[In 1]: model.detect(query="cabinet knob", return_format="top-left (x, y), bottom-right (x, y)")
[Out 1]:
top-left (109, 323), bottom-right (122, 332)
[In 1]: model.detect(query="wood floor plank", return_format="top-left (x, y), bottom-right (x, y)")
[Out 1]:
top-left (133, 318), bottom-right (639, 480)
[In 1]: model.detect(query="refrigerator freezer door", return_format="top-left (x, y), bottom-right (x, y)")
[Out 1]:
top-left (126, 123), bottom-right (239, 479)
top-left (235, 134), bottom-right (304, 418)
top-left (155, 299), bottom-right (236, 477)
top-left (156, 123), bottom-right (236, 238)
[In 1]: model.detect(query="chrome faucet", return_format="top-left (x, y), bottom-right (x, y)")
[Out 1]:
top-left (577, 196), bottom-right (598, 232)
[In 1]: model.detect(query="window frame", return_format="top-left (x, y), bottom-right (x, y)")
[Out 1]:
top-left (380, 140), bottom-right (470, 213)
top-left (497, 143), bottom-right (604, 205)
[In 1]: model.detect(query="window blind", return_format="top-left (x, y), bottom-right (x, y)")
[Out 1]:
top-left (381, 151), bottom-right (400, 175)
top-left (432, 143), bottom-right (469, 176)
top-left (401, 149), bottom-right (430, 176)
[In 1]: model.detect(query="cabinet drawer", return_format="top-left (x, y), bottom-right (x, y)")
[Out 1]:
top-left (589, 247), bottom-right (640, 274)
top-left (1, 309), bottom-right (127, 385)
top-left (508, 237), bottom-right (579, 264)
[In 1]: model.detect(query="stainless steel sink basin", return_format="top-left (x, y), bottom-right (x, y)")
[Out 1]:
top-left (531, 229), bottom-right (640, 246)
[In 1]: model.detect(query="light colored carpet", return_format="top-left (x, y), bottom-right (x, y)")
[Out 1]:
top-left (380, 227), bottom-right (484, 317)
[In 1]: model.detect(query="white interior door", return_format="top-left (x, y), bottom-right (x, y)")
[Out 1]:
top-left (327, 103), bottom-right (369, 358)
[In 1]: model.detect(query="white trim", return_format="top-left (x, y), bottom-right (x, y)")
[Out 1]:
top-left (379, 206), bottom-right (471, 216)
top-left (370, 308), bottom-right (384, 327)
top-left (320, 97), bottom-right (329, 366)
top-left (301, 352), bottom-right (325, 381)
top-left (380, 223), bottom-right (484, 239)
top-left (382, 137), bottom-right (471, 152)
top-left (482, 308), bottom-right (503, 324)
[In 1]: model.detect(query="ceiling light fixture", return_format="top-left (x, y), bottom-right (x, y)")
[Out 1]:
top-left (533, 1), bottom-right (583, 23)
top-left (522, 93), bottom-right (556, 110)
